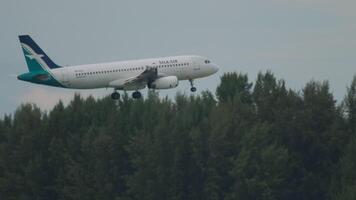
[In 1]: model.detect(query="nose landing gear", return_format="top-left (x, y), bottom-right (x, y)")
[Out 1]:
top-left (189, 79), bottom-right (197, 92)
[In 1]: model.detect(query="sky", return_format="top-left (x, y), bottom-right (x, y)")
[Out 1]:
top-left (0, 0), bottom-right (355, 115)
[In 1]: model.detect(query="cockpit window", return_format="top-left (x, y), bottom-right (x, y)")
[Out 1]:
top-left (205, 60), bottom-right (211, 64)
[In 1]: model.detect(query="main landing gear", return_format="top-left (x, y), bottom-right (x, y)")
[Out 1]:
top-left (111, 90), bottom-right (120, 100)
top-left (132, 91), bottom-right (142, 99)
top-left (189, 79), bottom-right (197, 92)
top-left (111, 90), bottom-right (142, 100)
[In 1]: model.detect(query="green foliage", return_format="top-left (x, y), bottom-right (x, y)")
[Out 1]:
top-left (330, 136), bottom-right (356, 200)
top-left (0, 72), bottom-right (354, 200)
top-left (229, 124), bottom-right (290, 200)
top-left (216, 72), bottom-right (252, 104)
top-left (343, 75), bottom-right (356, 132)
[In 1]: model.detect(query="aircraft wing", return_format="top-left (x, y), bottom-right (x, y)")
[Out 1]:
top-left (109, 66), bottom-right (159, 90)
top-left (124, 66), bottom-right (158, 86)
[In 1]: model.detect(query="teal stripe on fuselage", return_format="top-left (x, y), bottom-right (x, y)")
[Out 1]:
top-left (17, 71), bottom-right (65, 88)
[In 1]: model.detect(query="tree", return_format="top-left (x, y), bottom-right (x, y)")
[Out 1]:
top-left (331, 137), bottom-right (356, 200)
top-left (343, 75), bottom-right (356, 132)
top-left (0, 72), bottom-right (354, 200)
top-left (216, 72), bottom-right (252, 104)
top-left (253, 71), bottom-right (288, 122)
top-left (228, 124), bottom-right (291, 200)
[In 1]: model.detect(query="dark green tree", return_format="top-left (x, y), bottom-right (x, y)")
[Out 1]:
top-left (228, 124), bottom-right (291, 200)
top-left (0, 72), bottom-right (354, 200)
top-left (331, 137), bottom-right (356, 200)
top-left (343, 75), bottom-right (356, 132)
top-left (216, 72), bottom-right (252, 104)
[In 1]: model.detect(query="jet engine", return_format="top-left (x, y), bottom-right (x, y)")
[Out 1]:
top-left (148, 76), bottom-right (178, 89)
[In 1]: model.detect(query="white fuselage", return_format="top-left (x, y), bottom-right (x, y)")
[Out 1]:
top-left (51, 55), bottom-right (219, 90)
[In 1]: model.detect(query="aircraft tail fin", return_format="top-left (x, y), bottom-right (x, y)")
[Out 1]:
top-left (19, 35), bottom-right (61, 72)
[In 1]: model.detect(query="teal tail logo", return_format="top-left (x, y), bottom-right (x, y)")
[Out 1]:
top-left (19, 35), bottom-right (61, 72)
top-left (17, 35), bottom-right (65, 87)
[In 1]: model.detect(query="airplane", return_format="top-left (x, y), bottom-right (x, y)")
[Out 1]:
top-left (17, 35), bottom-right (219, 99)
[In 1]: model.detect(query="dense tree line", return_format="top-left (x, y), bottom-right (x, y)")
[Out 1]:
top-left (0, 72), bottom-right (355, 200)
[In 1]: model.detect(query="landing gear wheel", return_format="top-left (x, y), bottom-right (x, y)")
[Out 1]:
top-left (111, 92), bottom-right (120, 100)
top-left (132, 91), bottom-right (142, 99)
top-left (189, 79), bottom-right (196, 92)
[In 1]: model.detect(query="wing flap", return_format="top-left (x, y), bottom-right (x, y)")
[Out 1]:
top-left (109, 66), bottom-right (158, 90)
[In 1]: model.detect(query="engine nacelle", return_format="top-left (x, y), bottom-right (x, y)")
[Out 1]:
top-left (148, 76), bottom-right (179, 89)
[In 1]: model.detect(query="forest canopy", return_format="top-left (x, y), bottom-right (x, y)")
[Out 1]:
top-left (0, 72), bottom-right (355, 200)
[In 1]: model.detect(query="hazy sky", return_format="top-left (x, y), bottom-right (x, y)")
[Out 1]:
top-left (0, 0), bottom-right (355, 115)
